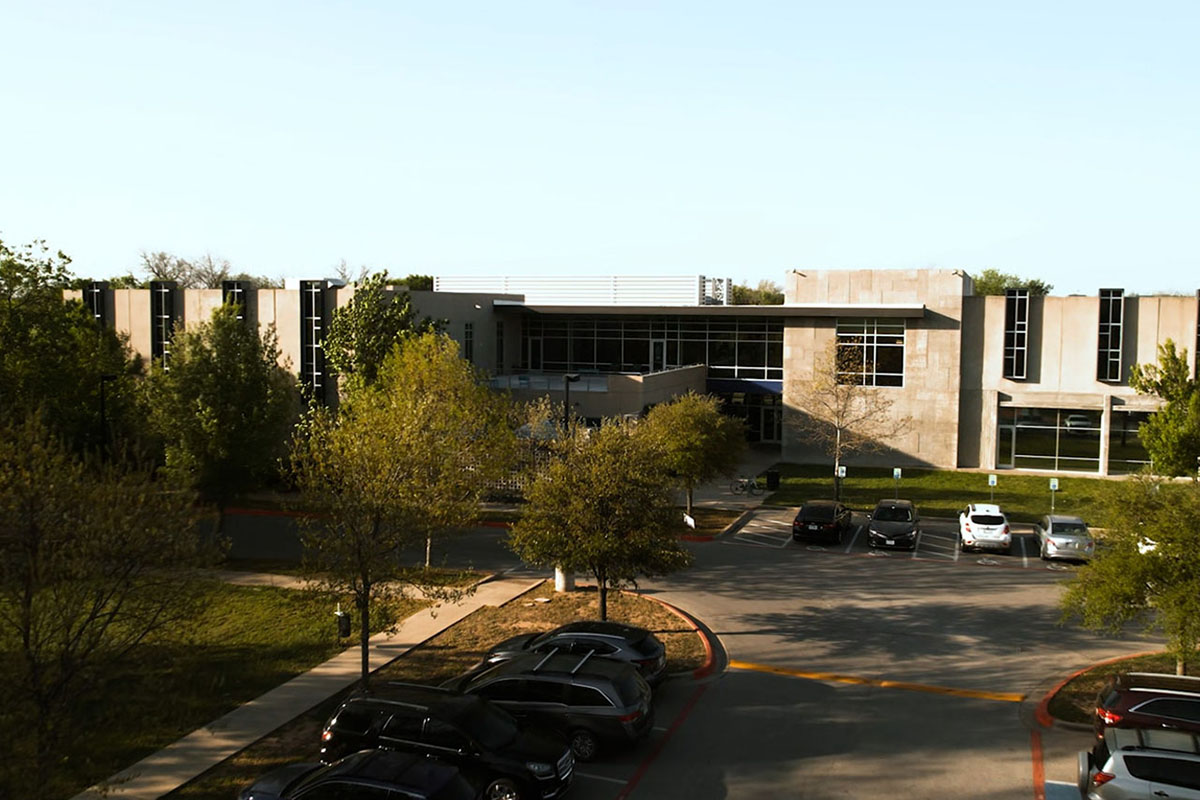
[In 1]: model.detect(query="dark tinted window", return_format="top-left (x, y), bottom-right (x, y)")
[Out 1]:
top-left (1138, 698), bottom-right (1200, 722)
top-left (874, 506), bottom-right (913, 522)
top-left (970, 515), bottom-right (1005, 525)
top-left (475, 679), bottom-right (525, 702)
top-left (299, 783), bottom-right (390, 800)
top-left (456, 702), bottom-right (519, 750)
top-left (423, 719), bottom-right (469, 751)
top-left (1053, 521), bottom-right (1088, 534)
top-left (1124, 756), bottom-right (1159, 781)
top-left (1150, 758), bottom-right (1200, 790)
top-left (332, 707), bottom-right (375, 735)
top-left (566, 685), bottom-right (613, 707)
top-left (800, 504), bottom-right (835, 521)
top-left (521, 680), bottom-right (565, 704)
top-left (382, 713), bottom-right (424, 740)
top-left (612, 672), bottom-right (645, 706)
top-left (631, 633), bottom-right (661, 658)
top-left (571, 639), bottom-right (616, 655)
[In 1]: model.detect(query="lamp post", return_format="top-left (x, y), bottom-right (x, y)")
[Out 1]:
top-left (99, 373), bottom-right (117, 460)
top-left (562, 373), bottom-right (581, 434)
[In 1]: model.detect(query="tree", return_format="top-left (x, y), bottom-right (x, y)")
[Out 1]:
top-left (971, 268), bottom-right (1052, 296)
top-left (144, 303), bottom-right (298, 523)
top-left (787, 341), bottom-right (912, 499)
top-left (0, 416), bottom-right (215, 798)
top-left (1129, 340), bottom-right (1200, 478)
top-left (324, 271), bottom-right (439, 392)
top-left (401, 274), bottom-right (434, 291)
top-left (1060, 475), bottom-right (1200, 675)
top-left (289, 332), bottom-right (516, 686)
top-left (509, 422), bottom-right (692, 621)
top-left (0, 237), bottom-right (143, 454)
top-left (731, 279), bottom-right (784, 305)
top-left (641, 392), bottom-right (746, 515)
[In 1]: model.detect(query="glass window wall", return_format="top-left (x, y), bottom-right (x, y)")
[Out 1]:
top-left (997, 407), bottom-right (1101, 472)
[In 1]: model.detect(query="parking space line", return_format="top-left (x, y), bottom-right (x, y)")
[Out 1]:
top-left (729, 660), bottom-right (1026, 703)
top-left (911, 532), bottom-right (921, 559)
top-left (574, 771), bottom-right (628, 785)
top-left (1020, 535), bottom-right (1030, 569)
top-left (843, 525), bottom-right (862, 553)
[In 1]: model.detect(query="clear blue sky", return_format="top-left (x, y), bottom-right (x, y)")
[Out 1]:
top-left (3, 1), bottom-right (1197, 295)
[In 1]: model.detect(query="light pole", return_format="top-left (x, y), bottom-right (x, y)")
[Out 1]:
top-left (562, 373), bottom-right (581, 434)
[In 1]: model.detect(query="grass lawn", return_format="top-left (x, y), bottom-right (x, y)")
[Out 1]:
top-left (165, 580), bottom-right (707, 800)
top-left (763, 463), bottom-right (1116, 524)
top-left (49, 579), bottom-right (425, 800)
top-left (1047, 651), bottom-right (1199, 724)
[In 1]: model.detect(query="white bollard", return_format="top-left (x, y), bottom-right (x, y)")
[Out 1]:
top-left (554, 566), bottom-right (575, 592)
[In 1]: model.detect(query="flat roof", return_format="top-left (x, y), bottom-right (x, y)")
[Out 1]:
top-left (493, 301), bottom-right (926, 318)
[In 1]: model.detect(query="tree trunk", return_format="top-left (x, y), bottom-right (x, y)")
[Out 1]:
top-left (425, 534), bottom-right (432, 569)
top-left (686, 485), bottom-right (694, 517)
top-left (358, 585), bottom-right (371, 690)
top-left (598, 566), bottom-right (607, 621)
top-left (1178, 655), bottom-right (1187, 676)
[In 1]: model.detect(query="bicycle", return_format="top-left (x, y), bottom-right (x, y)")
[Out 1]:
top-left (730, 475), bottom-right (763, 496)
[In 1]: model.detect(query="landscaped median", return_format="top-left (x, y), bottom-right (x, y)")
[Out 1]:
top-left (1040, 650), bottom-right (1199, 727)
top-left (163, 580), bottom-right (709, 800)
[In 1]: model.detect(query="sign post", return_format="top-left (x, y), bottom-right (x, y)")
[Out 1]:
top-left (988, 473), bottom-right (997, 503)
top-left (835, 464), bottom-right (846, 501)
top-left (1049, 477), bottom-right (1059, 513)
top-left (893, 467), bottom-right (902, 499)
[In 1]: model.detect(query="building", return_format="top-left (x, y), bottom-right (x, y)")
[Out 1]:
top-left (68, 270), bottom-right (1200, 476)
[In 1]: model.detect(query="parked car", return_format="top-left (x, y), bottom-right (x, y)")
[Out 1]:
top-left (239, 748), bottom-right (484, 800)
top-left (792, 500), bottom-right (853, 545)
top-left (958, 503), bottom-right (1011, 554)
top-left (866, 499), bottom-right (920, 550)
top-left (443, 650), bottom-right (654, 762)
top-left (319, 683), bottom-right (573, 800)
top-left (1094, 672), bottom-right (1200, 740)
top-left (481, 620), bottom-right (668, 685)
top-left (1035, 514), bottom-right (1095, 562)
top-left (1077, 726), bottom-right (1200, 799)
top-left (1065, 413), bottom-right (1097, 435)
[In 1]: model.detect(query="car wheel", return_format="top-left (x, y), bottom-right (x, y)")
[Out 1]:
top-left (485, 777), bottom-right (522, 800)
top-left (570, 728), bottom-right (600, 762)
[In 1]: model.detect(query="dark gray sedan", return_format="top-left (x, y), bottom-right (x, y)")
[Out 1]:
top-left (480, 621), bottom-right (668, 685)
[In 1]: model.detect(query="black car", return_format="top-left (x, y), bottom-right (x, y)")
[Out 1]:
top-left (444, 651), bottom-right (654, 762)
top-left (867, 499), bottom-right (920, 550)
top-left (481, 621), bottom-right (668, 685)
top-left (792, 500), bottom-right (853, 544)
top-left (240, 748), bottom-right (482, 800)
top-left (319, 684), bottom-right (573, 800)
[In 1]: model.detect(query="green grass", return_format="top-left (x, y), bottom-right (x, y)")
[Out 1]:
top-left (42, 579), bottom-right (426, 800)
top-left (762, 463), bottom-right (1116, 524)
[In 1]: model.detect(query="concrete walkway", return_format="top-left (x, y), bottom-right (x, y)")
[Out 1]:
top-left (685, 443), bottom-right (783, 510)
top-left (72, 576), bottom-right (544, 800)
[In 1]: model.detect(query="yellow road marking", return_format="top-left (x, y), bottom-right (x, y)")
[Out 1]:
top-left (728, 660), bottom-right (1026, 703)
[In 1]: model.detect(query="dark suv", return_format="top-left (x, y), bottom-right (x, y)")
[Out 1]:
top-left (319, 684), bottom-right (573, 800)
top-left (444, 651), bottom-right (654, 762)
top-left (482, 621), bottom-right (668, 685)
top-left (240, 749), bottom-right (483, 800)
top-left (1094, 672), bottom-right (1200, 739)
top-left (867, 499), bottom-right (920, 551)
top-left (792, 500), bottom-right (852, 544)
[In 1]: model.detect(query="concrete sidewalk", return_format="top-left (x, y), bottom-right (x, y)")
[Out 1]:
top-left (686, 443), bottom-right (783, 510)
top-left (73, 576), bottom-right (544, 800)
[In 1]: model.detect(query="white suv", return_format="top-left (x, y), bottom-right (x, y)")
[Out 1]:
top-left (1078, 727), bottom-right (1200, 799)
top-left (958, 503), bottom-right (1011, 554)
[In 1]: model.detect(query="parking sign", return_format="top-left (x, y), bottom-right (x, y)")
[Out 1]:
top-left (988, 474), bottom-right (997, 487)
top-left (1050, 478), bottom-right (1059, 491)
top-left (893, 467), bottom-right (902, 480)
top-left (837, 465), bottom-right (846, 478)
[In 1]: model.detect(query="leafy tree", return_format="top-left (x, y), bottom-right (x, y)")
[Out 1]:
top-left (1061, 475), bottom-right (1200, 675)
top-left (787, 341), bottom-right (912, 499)
top-left (324, 271), bottom-right (439, 392)
top-left (1129, 340), bottom-right (1200, 478)
top-left (731, 279), bottom-right (784, 305)
top-left (0, 237), bottom-right (143, 454)
top-left (509, 421), bottom-right (692, 620)
top-left (401, 274), bottom-right (434, 291)
top-left (144, 303), bottom-right (298, 523)
top-left (0, 416), bottom-right (215, 798)
top-left (289, 332), bottom-right (516, 686)
top-left (641, 392), bottom-right (746, 515)
top-left (971, 268), bottom-right (1052, 296)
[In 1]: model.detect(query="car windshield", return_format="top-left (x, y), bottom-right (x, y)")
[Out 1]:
top-left (457, 701), bottom-right (519, 749)
top-left (874, 507), bottom-right (912, 522)
top-left (971, 514), bottom-right (1004, 525)
top-left (801, 505), bottom-right (835, 521)
top-left (1054, 522), bottom-right (1088, 534)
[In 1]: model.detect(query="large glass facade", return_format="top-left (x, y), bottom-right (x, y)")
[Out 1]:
top-left (519, 315), bottom-right (784, 379)
top-left (836, 318), bottom-right (905, 387)
top-left (1108, 410), bottom-right (1152, 474)
top-left (717, 392), bottom-right (782, 443)
top-left (997, 407), bottom-right (1102, 472)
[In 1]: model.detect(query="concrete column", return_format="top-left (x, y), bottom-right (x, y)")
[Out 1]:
top-left (554, 567), bottom-right (575, 592)
top-left (1099, 395), bottom-right (1113, 476)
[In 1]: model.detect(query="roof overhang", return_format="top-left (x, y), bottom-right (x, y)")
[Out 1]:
top-left (492, 300), bottom-right (926, 318)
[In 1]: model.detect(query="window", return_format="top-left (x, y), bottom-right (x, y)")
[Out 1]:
top-left (1003, 289), bottom-right (1029, 380)
top-left (567, 639), bottom-right (616, 655)
top-left (463, 322), bottom-right (474, 363)
top-left (331, 706), bottom-right (374, 735)
top-left (300, 281), bottom-right (327, 400)
top-left (475, 679), bottom-right (525, 702)
top-left (1136, 698), bottom-right (1200, 723)
top-left (150, 280), bottom-right (177, 369)
top-left (85, 281), bottom-right (107, 327)
top-left (836, 318), bottom-right (905, 387)
top-left (381, 713), bottom-right (424, 741)
top-left (997, 407), bottom-right (1101, 472)
top-left (520, 680), bottom-right (565, 704)
top-left (1097, 288), bottom-right (1123, 382)
top-left (565, 685), bottom-right (613, 707)
top-left (221, 280), bottom-right (250, 322)
top-left (1109, 410), bottom-right (1151, 474)
top-left (422, 719), bottom-right (468, 751)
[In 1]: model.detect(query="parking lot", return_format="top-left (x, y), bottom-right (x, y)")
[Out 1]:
top-left (729, 506), bottom-right (1082, 573)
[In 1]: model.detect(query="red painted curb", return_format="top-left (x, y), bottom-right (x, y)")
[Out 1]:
top-left (1034, 648), bottom-right (1163, 728)
top-left (679, 534), bottom-right (714, 542)
top-left (1031, 729), bottom-right (1045, 800)
top-left (633, 593), bottom-right (717, 680)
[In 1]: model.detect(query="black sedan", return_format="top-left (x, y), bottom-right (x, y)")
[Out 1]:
top-left (792, 500), bottom-right (853, 544)
top-left (481, 621), bottom-right (668, 685)
top-left (239, 749), bottom-right (483, 800)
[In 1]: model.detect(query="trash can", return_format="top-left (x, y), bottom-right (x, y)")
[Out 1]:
top-left (765, 469), bottom-right (780, 490)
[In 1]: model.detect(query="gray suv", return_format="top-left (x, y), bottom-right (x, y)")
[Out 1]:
top-left (1078, 727), bottom-right (1200, 799)
top-left (443, 651), bottom-right (654, 762)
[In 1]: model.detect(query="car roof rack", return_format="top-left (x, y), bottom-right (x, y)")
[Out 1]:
top-left (532, 649), bottom-right (559, 672)
top-left (381, 681), bottom-right (456, 694)
top-left (570, 650), bottom-right (595, 674)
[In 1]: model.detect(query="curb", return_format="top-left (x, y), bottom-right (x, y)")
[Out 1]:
top-left (1033, 648), bottom-right (1164, 729)
top-left (633, 593), bottom-right (719, 680)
